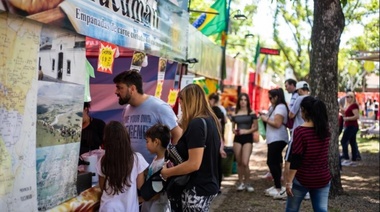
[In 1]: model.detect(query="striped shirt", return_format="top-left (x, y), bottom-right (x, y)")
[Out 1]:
top-left (289, 126), bottom-right (331, 189)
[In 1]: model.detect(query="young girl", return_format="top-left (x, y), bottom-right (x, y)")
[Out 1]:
top-left (96, 121), bottom-right (148, 211)
top-left (285, 96), bottom-right (331, 211)
top-left (141, 124), bottom-right (171, 212)
top-left (231, 93), bottom-right (258, 192)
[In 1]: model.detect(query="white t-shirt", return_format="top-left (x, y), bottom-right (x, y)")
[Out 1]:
top-left (266, 104), bottom-right (289, 144)
top-left (96, 152), bottom-right (148, 212)
top-left (141, 156), bottom-right (170, 212)
top-left (122, 96), bottom-right (178, 164)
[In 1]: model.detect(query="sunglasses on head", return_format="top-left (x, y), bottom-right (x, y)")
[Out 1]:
top-left (346, 96), bottom-right (353, 98)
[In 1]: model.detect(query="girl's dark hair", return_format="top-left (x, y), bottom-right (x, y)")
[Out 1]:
top-left (268, 88), bottom-right (289, 111)
top-left (101, 121), bottom-right (135, 195)
top-left (84, 102), bottom-right (91, 109)
top-left (145, 124), bottom-right (171, 148)
top-left (235, 93), bottom-right (252, 114)
top-left (301, 96), bottom-right (330, 140)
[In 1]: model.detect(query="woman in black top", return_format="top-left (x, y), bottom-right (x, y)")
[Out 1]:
top-left (161, 84), bottom-right (222, 211)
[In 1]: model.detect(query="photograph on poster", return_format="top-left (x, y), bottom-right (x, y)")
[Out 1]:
top-left (36, 82), bottom-right (83, 147)
top-left (38, 25), bottom-right (86, 84)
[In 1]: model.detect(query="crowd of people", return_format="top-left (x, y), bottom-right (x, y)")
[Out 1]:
top-left (78, 70), bottom-right (370, 212)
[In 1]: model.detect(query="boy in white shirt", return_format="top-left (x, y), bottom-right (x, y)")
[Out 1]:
top-left (141, 124), bottom-right (171, 212)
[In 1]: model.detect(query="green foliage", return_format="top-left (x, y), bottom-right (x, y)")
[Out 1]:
top-left (273, 0), bottom-right (312, 80)
top-left (338, 0), bottom-right (379, 91)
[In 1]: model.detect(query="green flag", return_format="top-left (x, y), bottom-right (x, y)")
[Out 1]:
top-left (253, 40), bottom-right (260, 64)
top-left (192, 0), bottom-right (227, 36)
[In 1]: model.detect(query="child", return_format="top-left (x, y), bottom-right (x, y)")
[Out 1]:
top-left (141, 124), bottom-right (171, 212)
top-left (96, 121), bottom-right (148, 212)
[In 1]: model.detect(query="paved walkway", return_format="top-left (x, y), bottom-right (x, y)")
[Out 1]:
top-left (210, 140), bottom-right (268, 211)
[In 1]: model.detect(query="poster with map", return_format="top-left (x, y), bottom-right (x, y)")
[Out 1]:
top-left (36, 26), bottom-right (85, 211)
top-left (0, 13), bottom-right (41, 211)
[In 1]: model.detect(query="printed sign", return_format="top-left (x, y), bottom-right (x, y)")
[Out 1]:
top-left (98, 42), bottom-right (117, 74)
top-left (0, 0), bottom-right (188, 61)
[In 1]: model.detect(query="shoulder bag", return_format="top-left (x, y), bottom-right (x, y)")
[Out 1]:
top-left (165, 118), bottom-right (207, 197)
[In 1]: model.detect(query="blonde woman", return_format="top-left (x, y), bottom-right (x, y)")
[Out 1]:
top-left (161, 84), bottom-right (222, 211)
top-left (339, 91), bottom-right (361, 166)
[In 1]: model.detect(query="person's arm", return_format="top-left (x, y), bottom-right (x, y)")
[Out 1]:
top-left (160, 147), bottom-right (204, 179)
top-left (343, 108), bottom-right (359, 121)
top-left (170, 126), bottom-right (182, 145)
top-left (98, 175), bottom-right (105, 191)
top-left (289, 97), bottom-right (301, 119)
top-left (136, 172), bottom-right (145, 190)
top-left (262, 113), bottom-right (284, 128)
top-left (285, 168), bottom-right (297, 197)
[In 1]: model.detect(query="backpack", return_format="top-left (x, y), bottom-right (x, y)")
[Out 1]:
top-left (284, 117), bottom-right (295, 129)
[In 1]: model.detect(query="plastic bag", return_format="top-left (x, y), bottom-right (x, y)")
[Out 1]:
top-left (258, 118), bottom-right (266, 139)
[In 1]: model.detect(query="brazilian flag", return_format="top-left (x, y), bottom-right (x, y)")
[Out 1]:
top-left (192, 0), bottom-right (227, 37)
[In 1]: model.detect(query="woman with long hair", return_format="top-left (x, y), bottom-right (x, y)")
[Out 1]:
top-left (285, 96), bottom-right (331, 212)
top-left (161, 84), bottom-right (222, 211)
top-left (231, 93), bottom-right (258, 192)
top-left (340, 91), bottom-right (361, 166)
top-left (259, 88), bottom-right (289, 199)
top-left (96, 121), bottom-right (148, 211)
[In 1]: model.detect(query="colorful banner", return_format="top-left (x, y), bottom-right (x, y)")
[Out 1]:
top-left (0, 0), bottom-right (188, 61)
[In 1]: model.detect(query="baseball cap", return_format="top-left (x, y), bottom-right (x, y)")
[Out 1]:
top-left (295, 81), bottom-right (310, 91)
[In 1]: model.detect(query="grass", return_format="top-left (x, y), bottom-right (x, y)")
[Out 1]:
top-left (357, 136), bottom-right (379, 154)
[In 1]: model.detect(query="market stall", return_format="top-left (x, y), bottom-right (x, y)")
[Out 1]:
top-left (0, 0), bottom-right (189, 211)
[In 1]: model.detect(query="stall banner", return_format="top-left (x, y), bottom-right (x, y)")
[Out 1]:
top-left (0, 13), bottom-right (40, 212)
top-left (222, 55), bottom-right (235, 86)
top-left (223, 56), bottom-right (247, 87)
top-left (0, 0), bottom-right (188, 61)
top-left (97, 41), bottom-right (117, 74)
top-left (86, 55), bottom-right (179, 123)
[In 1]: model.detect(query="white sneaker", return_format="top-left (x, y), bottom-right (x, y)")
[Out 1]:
top-left (304, 192), bottom-right (310, 200)
top-left (341, 160), bottom-right (352, 166)
top-left (246, 184), bottom-right (254, 192)
top-left (264, 186), bottom-right (275, 195)
top-left (273, 189), bottom-right (287, 200)
top-left (259, 172), bottom-right (273, 180)
top-left (237, 183), bottom-right (245, 191)
top-left (266, 187), bottom-right (280, 197)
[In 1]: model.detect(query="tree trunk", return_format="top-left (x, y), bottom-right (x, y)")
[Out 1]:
top-left (309, 0), bottom-right (345, 197)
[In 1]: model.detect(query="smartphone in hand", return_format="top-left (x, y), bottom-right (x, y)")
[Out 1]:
top-left (166, 160), bottom-right (174, 168)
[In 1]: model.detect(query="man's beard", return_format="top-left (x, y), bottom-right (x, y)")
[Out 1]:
top-left (118, 94), bottom-right (131, 105)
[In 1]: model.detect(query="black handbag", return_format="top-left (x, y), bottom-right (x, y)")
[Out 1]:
top-left (165, 118), bottom-right (207, 196)
top-left (140, 168), bottom-right (165, 201)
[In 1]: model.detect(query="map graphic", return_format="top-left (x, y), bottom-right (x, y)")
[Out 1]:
top-left (0, 13), bottom-right (41, 211)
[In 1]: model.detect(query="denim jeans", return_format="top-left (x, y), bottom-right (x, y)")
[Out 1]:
top-left (285, 178), bottom-right (330, 212)
top-left (340, 126), bottom-right (359, 160)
